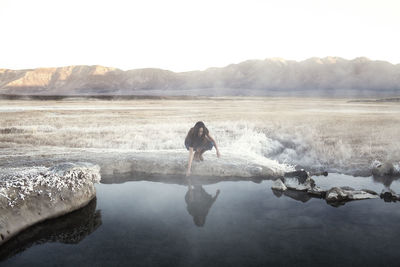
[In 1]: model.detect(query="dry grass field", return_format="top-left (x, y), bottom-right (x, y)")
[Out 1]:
top-left (1, 97), bottom-right (399, 175)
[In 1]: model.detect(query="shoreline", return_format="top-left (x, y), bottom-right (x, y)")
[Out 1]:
top-left (0, 163), bottom-right (101, 246)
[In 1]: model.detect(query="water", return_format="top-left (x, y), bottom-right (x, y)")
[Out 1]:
top-left (2, 174), bottom-right (400, 267)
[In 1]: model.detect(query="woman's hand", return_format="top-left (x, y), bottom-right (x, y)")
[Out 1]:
top-left (186, 169), bottom-right (191, 176)
top-left (216, 150), bottom-right (221, 158)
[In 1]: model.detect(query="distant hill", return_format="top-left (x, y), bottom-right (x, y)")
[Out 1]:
top-left (1, 57), bottom-right (399, 97)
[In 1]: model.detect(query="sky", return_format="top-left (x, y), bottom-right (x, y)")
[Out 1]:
top-left (0, 0), bottom-right (399, 72)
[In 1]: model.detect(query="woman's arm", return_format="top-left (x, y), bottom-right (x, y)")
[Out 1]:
top-left (186, 147), bottom-right (195, 176)
top-left (207, 134), bottom-right (221, 158)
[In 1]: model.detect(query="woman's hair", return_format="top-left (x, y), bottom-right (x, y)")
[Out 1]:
top-left (192, 121), bottom-right (209, 139)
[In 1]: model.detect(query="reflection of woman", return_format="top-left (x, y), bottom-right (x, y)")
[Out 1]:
top-left (185, 121), bottom-right (221, 176)
top-left (185, 185), bottom-right (220, 227)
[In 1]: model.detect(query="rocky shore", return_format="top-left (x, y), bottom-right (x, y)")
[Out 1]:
top-left (272, 167), bottom-right (400, 206)
top-left (0, 162), bottom-right (101, 246)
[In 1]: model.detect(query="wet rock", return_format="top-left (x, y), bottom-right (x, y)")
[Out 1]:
top-left (275, 170), bottom-right (382, 205)
top-left (271, 179), bottom-right (287, 191)
top-left (307, 186), bottom-right (326, 198)
top-left (283, 176), bottom-right (315, 191)
top-left (340, 186), bottom-right (355, 191)
top-left (0, 162), bottom-right (101, 246)
top-left (279, 170), bottom-right (326, 197)
top-left (348, 191), bottom-right (378, 200)
top-left (325, 188), bottom-right (347, 202)
top-left (284, 170), bottom-right (309, 184)
top-left (361, 189), bottom-right (378, 196)
top-left (326, 187), bottom-right (379, 202)
top-left (310, 171), bottom-right (328, 177)
top-left (0, 198), bottom-right (102, 261)
top-left (380, 188), bottom-right (400, 202)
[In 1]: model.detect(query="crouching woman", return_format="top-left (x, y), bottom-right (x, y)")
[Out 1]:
top-left (185, 121), bottom-right (221, 176)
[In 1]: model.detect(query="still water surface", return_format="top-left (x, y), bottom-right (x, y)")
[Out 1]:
top-left (2, 174), bottom-right (400, 267)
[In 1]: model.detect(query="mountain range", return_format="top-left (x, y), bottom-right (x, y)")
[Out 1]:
top-left (1, 57), bottom-right (399, 97)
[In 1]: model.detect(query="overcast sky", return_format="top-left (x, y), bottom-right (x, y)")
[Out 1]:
top-left (1, 0), bottom-right (399, 71)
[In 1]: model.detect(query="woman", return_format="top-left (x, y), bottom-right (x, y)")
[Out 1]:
top-left (185, 121), bottom-right (221, 176)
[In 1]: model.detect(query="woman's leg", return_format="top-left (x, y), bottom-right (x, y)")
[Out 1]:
top-left (198, 141), bottom-right (213, 161)
top-left (199, 149), bottom-right (206, 161)
top-left (194, 150), bottom-right (200, 161)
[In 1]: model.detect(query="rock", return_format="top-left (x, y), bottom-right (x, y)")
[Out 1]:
top-left (307, 186), bottom-right (327, 198)
top-left (273, 170), bottom-right (383, 206)
top-left (283, 170), bottom-right (318, 192)
top-left (281, 170), bottom-right (326, 197)
top-left (325, 187), bottom-right (344, 202)
top-left (271, 179), bottom-right (287, 191)
top-left (380, 188), bottom-right (400, 202)
top-left (0, 198), bottom-right (102, 261)
top-left (283, 177), bottom-right (315, 191)
top-left (350, 191), bottom-right (378, 200)
top-left (284, 170), bottom-right (309, 184)
top-left (277, 169), bottom-right (383, 205)
top-left (310, 171), bottom-right (328, 177)
top-left (99, 153), bottom-right (282, 179)
top-left (340, 186), bottom-right (355, 191)
top-left (361, 189), bottom-right (378, 195)
top-left (0, 162), bottom-right (101, 246)
top-left (326, 187), bottom-right (379, 202)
